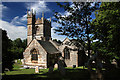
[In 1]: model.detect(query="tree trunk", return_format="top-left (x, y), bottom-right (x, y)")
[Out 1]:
top-left (86, 17), bottom-right (91, 59)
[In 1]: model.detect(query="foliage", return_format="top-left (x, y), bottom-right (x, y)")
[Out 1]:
top-left (2, 29), bottom-right (27, 72)
top-left (53, 39), bottom-right (62, 44)
top-left (11, 38), bottom-right (27, 59)
top-left (53, 2), bottom-right (99, 58)
top-left (91, 2), bottom-right (120, 62)
top-left (2, 30), bottom-right (14, 72)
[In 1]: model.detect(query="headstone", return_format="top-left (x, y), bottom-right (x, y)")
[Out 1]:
top-left (15, 60), bottom-right (17, 63)
top-left (21, 59), bottom-right (24, 64)
top-left (35, 66), bottom-right (39, 73)
top-left (111, 59), bottom-right (118, 68)
top-left (48, 66), bottom-right (54, 73)
top-left (58, 57), bottom-right (66, 75)
top-left (54, 63), bottom-right (58, 68)
top-left (73, 65), bottom-right (76, 68)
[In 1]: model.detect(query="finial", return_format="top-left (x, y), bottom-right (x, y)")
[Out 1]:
top-left (35, 11), bottom-right (36, 15)
top-left (31, 9), bottom-right (33, 14)
top-left (27, 9), bottom-right (28, 14)
top-left (42, 12), bottom-right (44, 18)
top-left (50, 17), bottom-right (51, 22)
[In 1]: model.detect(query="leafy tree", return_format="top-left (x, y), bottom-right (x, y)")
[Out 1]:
top-left (2, 30), bottom-right (14, 72)
top-left (11, 38), bottom-right (27, 59)
top-left (91, 2), bottom-right (120, 67)
top-left (2, 29), bottom-right (27, 72)
top-left (13, 38), bottom-right (22, 48)
top-left (53, 2), bottom-right (99, 58)
top-left (22, 39), bottom-right (27, 49)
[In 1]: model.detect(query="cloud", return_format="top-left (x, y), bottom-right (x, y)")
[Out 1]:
top-left (3, 1), bottom-right (51, 40)
top-left (0, 3), bottom-right (8, 19)
top-left (0, 3), bottom-right (7, 13)
top-left (0, 19), bottom-right (27, 40)
top-left (26, 1), bottom-right (50, 14)
top-left (11, 1), bottom-right (50, 26)
top-left (11, 14), bottom-right (27, 26)
top-left (1, 2), bottom-right (65, 41)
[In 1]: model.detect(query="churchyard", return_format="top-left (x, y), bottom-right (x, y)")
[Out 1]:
top-left (2, 59), bottom-right (120, 80)
top-left (2, 2), bottom-right (120, 80)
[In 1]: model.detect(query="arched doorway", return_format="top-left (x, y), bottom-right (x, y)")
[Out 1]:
top-left (31, 48), bottom-right (39, 63)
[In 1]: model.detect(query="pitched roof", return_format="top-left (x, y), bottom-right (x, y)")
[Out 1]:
top-left (37, 40), bottom-right (60, 54)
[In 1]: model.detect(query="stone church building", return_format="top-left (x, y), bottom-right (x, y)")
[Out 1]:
top-left (23, 10), bottom-right (87, 69)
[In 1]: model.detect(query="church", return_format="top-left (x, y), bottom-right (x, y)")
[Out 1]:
top-left (23, 10), bottom-right (87, 69)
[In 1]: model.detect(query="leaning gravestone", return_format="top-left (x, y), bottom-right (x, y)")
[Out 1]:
top-left (48, 66), bottom-right (54, 73)
top-left (58, 57), bottom-right (66, 75)
top-left (35, 66), bottom-right (39, 73)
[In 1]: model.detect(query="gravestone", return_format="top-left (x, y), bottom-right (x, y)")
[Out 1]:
top-left (15, 60), bottom-right (17, 63)
top-left (35, 66), bottom-right (39, 73)
top-left (54, 63), bottom-right (58, 68)
top-left (111, 59), bottom-right (118, 68)
top-left (58, 57), bottom-right (66, 75)
top-left (48, 66), bottom-right (54, 73)
top-left (73, 65), bottom-right (76, 68)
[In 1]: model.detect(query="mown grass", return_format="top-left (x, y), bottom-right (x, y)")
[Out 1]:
top-left (2, 61), bottom-right (90, 80)
top-left (2, 60), bottom-right (120, 80)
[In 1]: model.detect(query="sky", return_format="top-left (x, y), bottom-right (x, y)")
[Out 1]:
top-left (0, 1), bottom-right (97, 41)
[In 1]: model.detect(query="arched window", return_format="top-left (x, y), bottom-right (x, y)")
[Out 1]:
top-left (64, 46), bottom-right (70, 59)
top-left (31, 49), bottom-right (38, 62)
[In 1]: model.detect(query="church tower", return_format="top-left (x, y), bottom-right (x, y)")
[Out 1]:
top-left (27, 10), bottom-right (51, 45)
top-left (27, 9), bottom-right (36, 45)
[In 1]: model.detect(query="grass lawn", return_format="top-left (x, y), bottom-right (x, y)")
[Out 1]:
top-left (2, 60), bottom-right (120, 80)
top-left (2, 60), bottom-right (90, 80)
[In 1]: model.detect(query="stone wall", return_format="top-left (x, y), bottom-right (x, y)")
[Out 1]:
top-left (23, 39), bottom-right (47, 68)
top-left (59, 45), bottom-right (78, 67)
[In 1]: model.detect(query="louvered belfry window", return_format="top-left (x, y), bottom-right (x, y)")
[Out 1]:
top-left (31, 49), bottom-right (38, 61)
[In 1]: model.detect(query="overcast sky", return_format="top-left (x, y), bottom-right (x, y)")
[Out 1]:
top-left (1, 1), bottom-right (96, 41)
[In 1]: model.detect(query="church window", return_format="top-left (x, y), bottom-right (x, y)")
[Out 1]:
top-left (31, 49), bottom-right (38, 62)
top-left (64, 46), bottom-right (70, 59)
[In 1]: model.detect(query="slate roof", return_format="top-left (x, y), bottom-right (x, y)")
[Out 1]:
top-left (37, 40), bottom-right (61, 54)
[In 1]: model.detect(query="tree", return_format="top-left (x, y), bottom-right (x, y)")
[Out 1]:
top-left (13, 38), bottom-right (22, 48)
top-left (11, 38), bottom-right (27, 59)
top-left (53, 39), bottom-right (62, 44)
top-left (22, 39), bottom-right (27, 50)
top-left (91, 2), bottom-right (120, 67)
top-left (2, 30), bottom-right (14, 72)
top-left (53, 2), bottom-right (99, 58)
